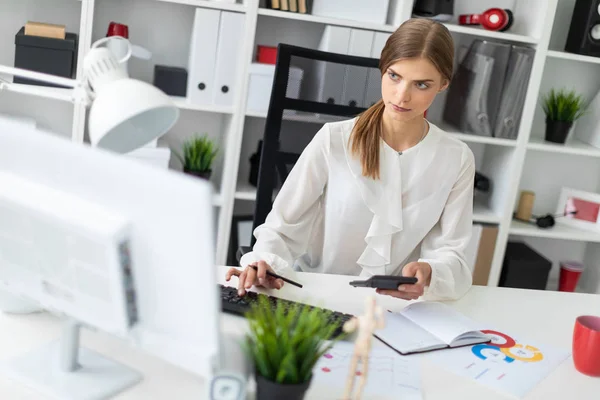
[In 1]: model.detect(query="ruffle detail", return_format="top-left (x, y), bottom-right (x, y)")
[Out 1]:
top-left (340, 124), bottom-right (404, 276)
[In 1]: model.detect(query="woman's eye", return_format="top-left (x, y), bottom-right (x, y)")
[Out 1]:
top-left (416, 82), bottom-right (429, 89)
top-left (388, 72), bottom-right (398, 80)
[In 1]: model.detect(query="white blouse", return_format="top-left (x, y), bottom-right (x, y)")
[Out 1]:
top-left (240, 118), bottom-right (476, 301)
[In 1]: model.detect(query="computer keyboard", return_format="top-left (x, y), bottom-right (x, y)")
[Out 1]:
top-left (219, 284), bottom-right (354, 339)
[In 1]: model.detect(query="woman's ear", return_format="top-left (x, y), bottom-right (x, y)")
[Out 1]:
top-left (439, 79), bottom-right (450, 93)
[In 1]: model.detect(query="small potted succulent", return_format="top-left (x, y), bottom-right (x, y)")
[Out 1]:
top-left (541, 88), bottom-right (587, 144)
top-left (244, 296), bottom-right (345, 400)
top-left (174, 134), bottom-right (218, 180)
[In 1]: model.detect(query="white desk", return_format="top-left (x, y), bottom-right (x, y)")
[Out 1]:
top-left (0, 266), bottom-right (598, 399)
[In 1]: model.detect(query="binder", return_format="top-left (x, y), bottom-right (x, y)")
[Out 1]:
top-left (342, 29), bottom-right (374, 107)
top-left (212, 11), bottom-right (245, 107)
top-left (314, 26), bottom-right (351, 105)
top-left (493, 45), bottom-right (534, 139)
top-left (363, 32), bottom-right (390, 107)
top-left (187, 8), bottom-right (221, 105)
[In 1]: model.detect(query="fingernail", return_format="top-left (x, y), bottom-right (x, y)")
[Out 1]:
top-left (238, 290), bottom-right (243, 296)
top-left (398, 285), bottom-right (405, 291)
top-left (259, 278), bottom-right (264, 285)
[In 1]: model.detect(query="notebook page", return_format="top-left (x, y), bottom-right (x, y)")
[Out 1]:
top-left (375, 312), bottom-right (445, 354)
top-left (400, 302), bottom-right (484, 345)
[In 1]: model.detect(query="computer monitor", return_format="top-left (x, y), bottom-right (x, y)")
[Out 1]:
top-left (0, 121), bottom-right (220, 399)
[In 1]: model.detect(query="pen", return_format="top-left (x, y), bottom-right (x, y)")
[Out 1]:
top-left (250, 265), bottom-right (303, 288)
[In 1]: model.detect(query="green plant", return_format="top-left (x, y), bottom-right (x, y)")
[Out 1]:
top-left (173, 134), bottom-right (218, 172)
top-left (541, 88), bottom-right (587, 122)
top-left (244, 296), bottom-right (345, 385)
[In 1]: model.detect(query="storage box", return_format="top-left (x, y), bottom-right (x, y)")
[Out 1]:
top-left (13, 27), bottom-right (77, 88)
top-left (310, 0), bottom-right (390, 25)
top-left (153, 65), bottom-right (188, 97)
top-left (499, 242), bottom-right (552, 290)
top-left (246, 63), bottom-right (303, 113)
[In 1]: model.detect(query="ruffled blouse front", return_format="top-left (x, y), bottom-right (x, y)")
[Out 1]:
top-left (240, 118), bottom-right (475, 301)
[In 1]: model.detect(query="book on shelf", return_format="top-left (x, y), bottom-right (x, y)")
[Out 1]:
top-left (374, 301), bottom-right (491, 355)
top-left (267, 0), bottom-right (311, 14)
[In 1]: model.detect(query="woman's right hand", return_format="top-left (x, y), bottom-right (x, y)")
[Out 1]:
top-left (225, 260), bottom-right (284, 296)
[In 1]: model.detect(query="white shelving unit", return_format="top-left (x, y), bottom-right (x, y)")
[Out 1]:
top-left (3, 0), bottom-right (600, 295)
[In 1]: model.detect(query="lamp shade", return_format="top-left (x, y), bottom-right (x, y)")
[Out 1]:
top-left (88, 78), bottom-right (179, 153)
top-left (83, 42), bottom-right (179, 153)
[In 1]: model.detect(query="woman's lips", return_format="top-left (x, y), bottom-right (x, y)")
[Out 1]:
top-left (392, 104), bottom-right (411, 112)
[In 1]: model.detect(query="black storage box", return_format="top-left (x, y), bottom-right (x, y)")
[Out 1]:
top-left (499, 242), bottom-right (552, 290)
top-left (153, 65), bottom-right (188, 97)
top-left (14, 27), bottom-right (78, 88)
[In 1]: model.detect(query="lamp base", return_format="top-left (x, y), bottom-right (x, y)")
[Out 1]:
top-left (0, 340), bottom-right (142, 400)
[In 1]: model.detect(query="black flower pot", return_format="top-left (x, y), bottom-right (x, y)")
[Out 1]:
top-left (544, 119), bottom-right (573, 144)
top-left (255, 374), bottom-right (312, 400)
top-left (184, 168), bottom-right (212, 180)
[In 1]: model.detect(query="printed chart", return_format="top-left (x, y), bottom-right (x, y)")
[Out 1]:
top-left (310, 341), bottom-right (422, 400)
top-left (425, 329), bottom-right (570, 398)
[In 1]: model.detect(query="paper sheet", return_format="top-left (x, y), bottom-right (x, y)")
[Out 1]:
top-left (423, 328), bottom-right (570, 398)
top-left (308, 341), bottom-right (422, 400)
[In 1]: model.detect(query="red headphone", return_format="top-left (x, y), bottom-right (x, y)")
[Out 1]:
top-left (458, 8), bottom-right (514, 32)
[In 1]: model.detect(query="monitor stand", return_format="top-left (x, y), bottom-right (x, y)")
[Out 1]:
top-left (0, 318), bottom-right (142, 400)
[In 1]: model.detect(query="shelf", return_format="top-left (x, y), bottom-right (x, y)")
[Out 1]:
top-left (527, 136), bottom-right (600, 158)
top-left (257, 8), bottom-right (397, 33)
top-left (509, 220), bottom-right (600, 242)
top-left (0, 82), bottom-right (74, 103)
top-left (171, 97), bottom-right (234, 114)
top-left (245, 110), bottom-right (348, 124)
top-left (257, 9), bottom-right (538, 44)
top-left (442, 23), bottom-right (538, 45)
top-left (433, 122), bottom-right (518, 147)
top-left (473, 202), bottom-right (501, 224)
top-left (157, 0), bottom-right (246, 12)
top-left (234, 181), bottom-right (258, 201)
top-left (546, 50), bottom-right (600, 65)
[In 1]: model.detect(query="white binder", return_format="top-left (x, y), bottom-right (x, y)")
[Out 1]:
top-left (212, 11), bottom-right (245, 107)
top-left (187, 8), bottom-right (221, 105)
top-left (315, 26), bottom-right (351, 105)
top-left (363, 32), bottom-right (390, 107)
top-left (342, 29), bottom-right (374, 107)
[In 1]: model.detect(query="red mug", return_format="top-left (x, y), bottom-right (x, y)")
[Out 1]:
top-left (573, 315), bottom-right (600, 377)
top-left (107, 22), bottom-right (129, 38)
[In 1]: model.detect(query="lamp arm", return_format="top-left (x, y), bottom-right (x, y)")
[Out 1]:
top-left (0, 65), bottom-right (77, 89)
top-left (0, 65), bottom-right (91, 106)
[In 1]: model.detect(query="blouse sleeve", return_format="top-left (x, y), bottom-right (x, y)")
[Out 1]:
top-left (239, 124), bottom-right (331, 273)
top-left (418, 145), bottom-right (476, 301)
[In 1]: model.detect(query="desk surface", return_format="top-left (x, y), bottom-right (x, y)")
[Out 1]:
top-left (0, 266), bottom-right (598, 399)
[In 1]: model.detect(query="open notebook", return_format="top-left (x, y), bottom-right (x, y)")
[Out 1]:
top-left (374, 302), bottom-right (491, 355)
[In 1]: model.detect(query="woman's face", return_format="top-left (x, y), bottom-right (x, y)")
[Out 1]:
top-left (381, 57), bottom-right (448, 122)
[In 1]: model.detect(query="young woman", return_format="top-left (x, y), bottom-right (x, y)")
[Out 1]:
top-left (226, 18), bottom-right (475, 302)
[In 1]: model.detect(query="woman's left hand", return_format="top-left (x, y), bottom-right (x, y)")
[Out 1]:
top-left (376, 262), bottom-right (432, 300)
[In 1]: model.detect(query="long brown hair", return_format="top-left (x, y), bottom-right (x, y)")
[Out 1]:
top-left (349, 18), bottom-right (454, 179)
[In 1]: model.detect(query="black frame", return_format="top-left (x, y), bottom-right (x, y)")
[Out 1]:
top-left (250, 43), bottom-right (381, 247)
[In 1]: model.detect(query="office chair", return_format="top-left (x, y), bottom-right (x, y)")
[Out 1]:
top-left (236, 43), bottom-right (381, 262)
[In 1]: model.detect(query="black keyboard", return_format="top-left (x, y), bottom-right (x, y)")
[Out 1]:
top-left (219, 284), bottom-right (354, 339)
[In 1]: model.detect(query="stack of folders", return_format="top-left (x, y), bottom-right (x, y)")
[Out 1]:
top-left (442, 39), bottom-right (535, 140)
top-left (266, 0), bottom-right (312, 14)
top-left (186, 8), bottom-right (245, 108)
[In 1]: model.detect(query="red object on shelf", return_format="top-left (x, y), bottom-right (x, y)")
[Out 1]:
top-left (559, 261), bottom-right (583, 292)
top-left (107, 22), bottom-right (129, 38)
top-left (257, 45), bottom-right (277, 64)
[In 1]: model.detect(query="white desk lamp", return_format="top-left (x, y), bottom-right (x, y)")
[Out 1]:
top-left (0, 37), bottom-right (179, 153)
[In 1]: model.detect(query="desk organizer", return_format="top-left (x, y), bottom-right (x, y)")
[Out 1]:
top-left (13, 26), bottom-right (78, 88)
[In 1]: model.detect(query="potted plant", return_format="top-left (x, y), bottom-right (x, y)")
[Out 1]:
top-left (541, 88), bottom-right (586, 144)
top-left (244, 296), bottom-right (345, 400)
top-left (173, 134), bottom-right (218, 180)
